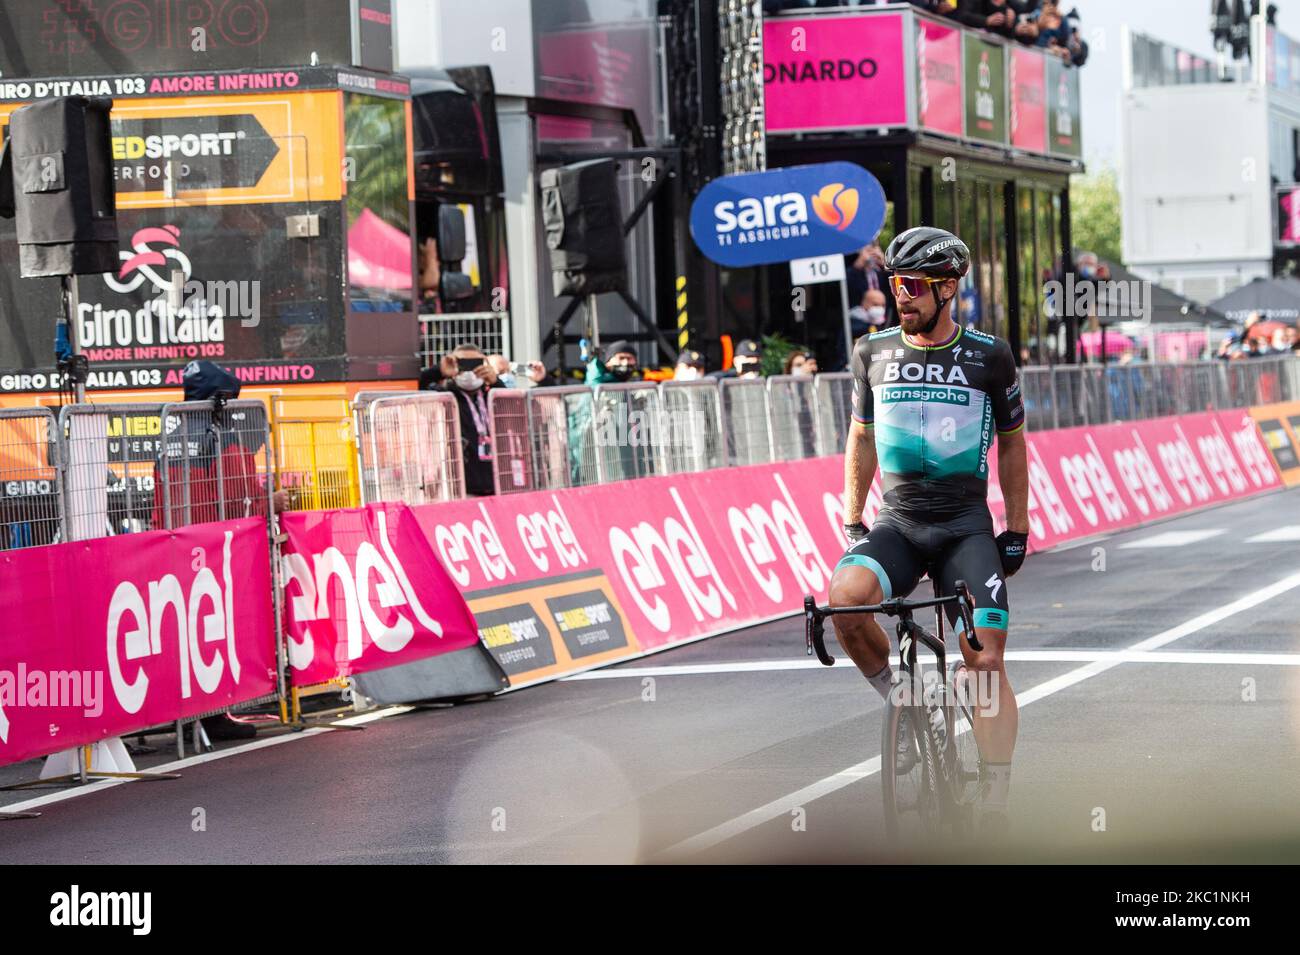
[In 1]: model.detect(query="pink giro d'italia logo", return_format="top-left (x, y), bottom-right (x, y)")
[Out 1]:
top-left (105, 225), bottom-right (193, 294)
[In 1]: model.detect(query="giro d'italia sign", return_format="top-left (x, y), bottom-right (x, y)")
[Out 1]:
top-left (689, 162), bottom-right (886, 268)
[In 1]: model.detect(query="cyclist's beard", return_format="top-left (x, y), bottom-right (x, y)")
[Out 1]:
top-left (899, 301), bottom-right (941, 337)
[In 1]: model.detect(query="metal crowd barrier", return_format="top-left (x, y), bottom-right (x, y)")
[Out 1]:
top-left (156, 400), bottom-right (275, 530)
top-left (659, 379), bottom-right (724, 474)
top-left (592, 381), bottom-right (661, 482)
top-left (353, 391), bottom-right (465, 505)
top-left (812, 373), bottom-right (854, 457)
top-left (489, 388), bottom-right (534, 494)
top-left (60, 403), bottom-right (165, 541)
top-left (29, 400), bottom-right (285, 752)
top-left (270, 395), bottom-right (360, 511)
top-left (720, 378), bottom-right (773, 467)
top-left (1022, 356), bottom-right (1300, 429)
top-left (767, 375), bottom-right (819, 461)
top-left (0, 408), bottom-right (62, 551)
top-left (527, 386), bottom-right (601, 490)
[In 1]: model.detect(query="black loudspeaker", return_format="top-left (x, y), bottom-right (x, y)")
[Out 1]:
top-left (0, 97), bottom-right (118, 277)
top-left (437, 203), bottom-right (467, 265)
top-left (540, 158), bottom-right (627, 297)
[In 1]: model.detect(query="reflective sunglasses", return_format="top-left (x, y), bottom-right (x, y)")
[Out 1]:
top-left (889, 275), bottom-right (946, 299)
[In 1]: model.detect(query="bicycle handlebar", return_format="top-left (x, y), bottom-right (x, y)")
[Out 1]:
top-left (803, 580), bottom-right (981, 667)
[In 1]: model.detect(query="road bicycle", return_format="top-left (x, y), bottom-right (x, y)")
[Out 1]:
top-left (804, 579), bottom-right (983, 841)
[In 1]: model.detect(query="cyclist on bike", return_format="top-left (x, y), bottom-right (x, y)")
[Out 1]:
top-left (829, 226), bottom-right (1030, 835)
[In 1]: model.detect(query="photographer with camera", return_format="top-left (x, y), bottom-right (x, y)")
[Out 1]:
top-left (421, 342), bottom-right (502, 497)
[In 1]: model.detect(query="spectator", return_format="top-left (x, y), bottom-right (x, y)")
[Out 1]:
top-left (586, 339), bottom-right (640, 385)
top-left (417, 236), bottom-right (440, 312)
top-left (485, 354), bottom-right (550, 389)
top-left (850, 287), bottom-right (891, 341)
top-left (486, 354), bottom-right (512, 385)
top-left (784, 349), bottom-right (819, 377)
top-left (710, 339), bottom-right (764, 379)
top-left (952, 0), bottom-right (1024, 39)
top-left (847, 243), bottom-right (894, 325)
top-left (1034, 1), bottom-right (1074, 60)
top-left (1062, 6), bottom-right (1088, 65)
top-left (674, 349), bottom-right (707, 381)
top-left (424, 342), bottom-right (501, 496)
top-left (152, 360), bottom-right (286, 743)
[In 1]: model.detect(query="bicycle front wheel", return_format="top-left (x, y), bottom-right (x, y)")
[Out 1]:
top-left (881, 697), bottom-right (939, 843)
top-left (944, 662), bottom-right (982, 837)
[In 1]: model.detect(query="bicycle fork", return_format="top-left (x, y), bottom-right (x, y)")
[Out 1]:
top-left (897, 619), bottom-right (960, 806)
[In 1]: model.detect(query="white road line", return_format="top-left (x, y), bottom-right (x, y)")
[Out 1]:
top-left (656, 568), bottom-right (1300, 860)
top-left (1246, 525), bottom-right (1300, 543)
top-left (566, 649), bottom-right (1300, 680)
top-left (0, 706), bottom-right (415, 815)
top-left (1118, 529), bottom-right (1226, 549)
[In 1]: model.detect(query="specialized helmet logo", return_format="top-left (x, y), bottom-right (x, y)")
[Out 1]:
top-left (811, 183), bottom-right (859, 232)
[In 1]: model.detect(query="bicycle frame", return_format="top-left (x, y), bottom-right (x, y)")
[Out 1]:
top-left (804, 579), bottom-right (981, 832)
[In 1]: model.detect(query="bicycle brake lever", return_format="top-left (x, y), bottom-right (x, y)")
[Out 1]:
top-left (953, 580), bottom-right (983, 653)
top-left (804, 595), bottom-right (835, 666)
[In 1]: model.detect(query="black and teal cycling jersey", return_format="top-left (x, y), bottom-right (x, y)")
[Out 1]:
top-left (850, 324), bottom-right (1025, 513)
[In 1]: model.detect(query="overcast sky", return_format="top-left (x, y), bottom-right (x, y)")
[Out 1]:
top-left (1081, 0), bottom-right (1300, 170)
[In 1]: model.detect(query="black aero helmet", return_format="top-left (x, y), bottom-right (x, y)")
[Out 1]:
top-left (884, 227), bottom-right (970, 278)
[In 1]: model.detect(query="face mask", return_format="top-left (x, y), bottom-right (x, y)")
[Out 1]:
top-left (608, 365), bottom-right (635, 382)
top-left (866, 306), bottom-right (886, 323)
top-left (498, 373), bottom-right (516, 388)
top-left (676, 366), bottom-right (699, 381)
top-left (455, 371), bottom-right (484, 391)
top-left (792, 365), bottom-right (814, 378)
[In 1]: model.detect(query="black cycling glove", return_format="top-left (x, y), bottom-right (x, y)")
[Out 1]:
top-left (844, 521), bottom-right (869, 545)
top-left (995, 530), bottom-right (1029, 578)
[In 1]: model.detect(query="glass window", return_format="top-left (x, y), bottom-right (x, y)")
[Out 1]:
top-left (989, 182), bottom-right (1007, 342)
top-left (345, 94), bottom-right (413, 314)
top-left (908, 165), bottom-right (922, 231)
top-left (956, 177), bottom-right (979, 329)
top-left (1018, 189), bottom-right (1041, 363)
top-left (977, 182), bottom-right (995, 336)
top-left (1035, 187), bottom-right (1059, 361)
top-left (933, 169), bottom-right (957, 234)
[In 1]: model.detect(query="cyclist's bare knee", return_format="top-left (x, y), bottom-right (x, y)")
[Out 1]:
top-left (829, 566), bottom-right (884, 611)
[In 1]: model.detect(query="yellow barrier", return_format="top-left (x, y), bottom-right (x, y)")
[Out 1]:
top-left (270, 396), bottom-right (360, 510)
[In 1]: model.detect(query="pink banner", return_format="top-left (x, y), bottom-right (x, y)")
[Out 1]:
top-left (1280, 188), bottom-right (1300, 243)
top-left (409, 410), bottom-right (1280, 685)
top-left (279, 503), bottom-right (480, 686)
top-left (0, 519), bottom-right (276, 768)
top-left (917, 18), bottom-right (963, 137)
top-left (763, 13), bottom-right (908, 133)
top-left (1011, 46), bottom-right (1047, 153)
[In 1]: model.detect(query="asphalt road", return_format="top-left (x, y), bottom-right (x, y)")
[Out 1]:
top-left (3, 487), bottom-right (1299, 864)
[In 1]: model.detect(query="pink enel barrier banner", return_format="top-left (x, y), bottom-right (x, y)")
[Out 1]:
top-left (279, 503), bottom-right (480, 686)
top-left (1010, 46), bottom-right (1047, 153)
top-left (406, 409), bottom-right (1281, 675)
top-left (917, 17), bottom-right (963, 137)
top-left (763, 13), bottom-right (908, 132)
top-left (3, 411), bottom-right (1275, 762)
top-left (0, 518), bottom-right (276, 768)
